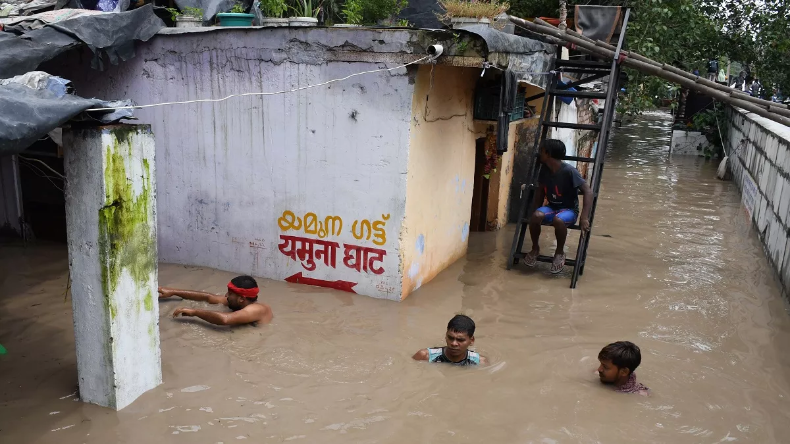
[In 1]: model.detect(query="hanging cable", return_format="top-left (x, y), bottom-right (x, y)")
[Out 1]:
top-left (85, 56), bottom-right (433, 112)
top-left (18, 160), bottom-right (65, 193)
top-left (18, 155), bottom-right (66, 180)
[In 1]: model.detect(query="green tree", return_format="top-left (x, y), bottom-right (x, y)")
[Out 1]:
top-left (508, 0), bottom-right (790, 114)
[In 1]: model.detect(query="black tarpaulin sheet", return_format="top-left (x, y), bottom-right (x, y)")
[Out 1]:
top-left (458, 25), bottom-right (555, 89)
top-left (0, 83), bottom-right (101, 154)
top-left (497, 68), bottom-right (517, 153)
top-left (0, 5), bottom-right (164, 78)
top-left (398, 0), bottom-right (443, 29)
top-left (574, 5), bottom-right (622, 44)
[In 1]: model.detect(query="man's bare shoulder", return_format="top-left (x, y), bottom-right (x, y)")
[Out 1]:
top-left (246, 302), bottom-right (273, 323)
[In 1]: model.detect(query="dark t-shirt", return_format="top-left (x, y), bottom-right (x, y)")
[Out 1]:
top-left (708, 60), bottom-right (719, 73)
top-left (539, 162), bottom-right (586, 212)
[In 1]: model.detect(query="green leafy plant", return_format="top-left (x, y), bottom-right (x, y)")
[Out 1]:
top-left (166, 6), bottom-right (203, 20)
top-left (229, 2), bottom-right (247, 13)
top-left (341, 0), bottom-right (406, 25)
top-left (183, 6), bottom-right (203, 16)
top-left (341, 0), bottom-right (363, 24)
top-left (260, 0), bottom-right (287, 17)
top-left (290, 0), bottom-right (320, 17)
top-left (438, 0), bottom-right (509, 20)
top-left (689, 106), bottom-right (726, 158)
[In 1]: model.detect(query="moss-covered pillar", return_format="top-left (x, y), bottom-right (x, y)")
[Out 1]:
top-left (63, 124), bottom-right (161, 410)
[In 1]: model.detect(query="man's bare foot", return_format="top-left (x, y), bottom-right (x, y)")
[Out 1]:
top-left (550, 253), bottom-right (566, 274)
top-left (524, 248), bottom-right (540, 267)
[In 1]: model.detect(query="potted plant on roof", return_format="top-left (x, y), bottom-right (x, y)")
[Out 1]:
top-left (260, 0), bottom-right (288, 26)
top-left (217, 2), bottom-right (255, 26)
top-left (439, 0), bottom-right (509, 29)
top-left (336, 0), bottom-right (362, 27)
top-left (336, 0), bottom-right (406, 26)
top-left (167, 6), bottom-right (204, 28)
top-left (288, 0), bottom-right (319, 26)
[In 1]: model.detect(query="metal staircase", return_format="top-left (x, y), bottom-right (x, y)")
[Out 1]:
top-left (507, 9), bottom-right (631, 288)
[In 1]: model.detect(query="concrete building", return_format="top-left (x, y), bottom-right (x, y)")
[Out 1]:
top-left (31, 25), bottom-right (553, 302)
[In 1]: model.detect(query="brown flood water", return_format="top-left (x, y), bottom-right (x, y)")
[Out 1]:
top-left (3, 112), bottom-right (790, 443)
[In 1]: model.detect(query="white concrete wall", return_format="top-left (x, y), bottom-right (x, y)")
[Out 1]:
top-left (51, 29), bottom-right (419, 300)
top-left (64, 125), bottom-right (161, 410)
top-left (725, 107), bottom-right (790, 299)
top-left (400, 65), bottom-right (478, 298)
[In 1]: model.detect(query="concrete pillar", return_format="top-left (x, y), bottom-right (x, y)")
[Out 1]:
top-left (63, 124), bottom-right (161, 410)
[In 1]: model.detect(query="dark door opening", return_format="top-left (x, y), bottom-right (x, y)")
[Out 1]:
top-left (469, 137), bottom-right (489, 232)
top-left (17, 138), bottom-right (67, 242)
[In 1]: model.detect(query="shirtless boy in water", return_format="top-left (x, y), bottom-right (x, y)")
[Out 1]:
top-left (158, 275), bottom-right (272, 326)
top-left (413, 315), bottom-right (488, 366)
top-left (597, 341), bottom-right (650, 396)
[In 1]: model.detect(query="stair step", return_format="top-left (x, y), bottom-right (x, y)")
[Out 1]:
top-left (537, 255), bottom-right (578, 266)
top-left (555, 59), bottom-right (611, 68)
top-left (543, 122), bottom-right (602, 131)
top-left (563, 155), bottom-right (595, 163)
top-left (519, 220), bottom-right (582, 230)
top-left (512, 252), bottom-right (579, 267)
top-left (551, 89), bottom-right (608, 99)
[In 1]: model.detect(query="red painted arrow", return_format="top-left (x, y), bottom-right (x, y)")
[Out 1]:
top-left (284, 272), bottom-right (357, 293)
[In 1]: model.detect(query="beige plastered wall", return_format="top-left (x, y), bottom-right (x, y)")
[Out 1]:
top-left (400, 64), bottom-right (479, 300)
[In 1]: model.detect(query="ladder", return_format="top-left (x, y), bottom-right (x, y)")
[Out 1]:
top-left (506, 9), bottom-right (631, 288)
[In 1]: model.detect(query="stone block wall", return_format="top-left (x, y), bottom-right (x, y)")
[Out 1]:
top-left (725, 106), bottom-right (790, 299)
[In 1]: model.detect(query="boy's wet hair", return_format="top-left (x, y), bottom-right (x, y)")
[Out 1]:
top-left (447, 314), bottom-right (475, 337)
top-left (540, 139), bottom-right (566, 160)
top-left (598, 341), bottom-right (641, 373)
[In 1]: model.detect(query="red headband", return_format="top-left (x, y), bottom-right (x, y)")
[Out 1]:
top-left (228, 281), bottom-right (259, 298)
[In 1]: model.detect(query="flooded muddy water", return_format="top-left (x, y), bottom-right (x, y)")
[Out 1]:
top-left (3, 112), bottom-right (790, 443)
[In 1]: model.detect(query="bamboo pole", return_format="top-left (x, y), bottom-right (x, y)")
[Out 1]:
top-left (510, 15), bottom-right (790, 127)
top-left (527, 16), bottom-right (790, 117)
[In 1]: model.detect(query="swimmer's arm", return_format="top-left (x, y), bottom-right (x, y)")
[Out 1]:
top-left (173, 305), bottom-right (264, 326)
top-left (412, 349), bottom-right (430, 361)
top-left (159, 287), bottom-right (227, 305)
top-left (480, 356), bottom-right (489, 366)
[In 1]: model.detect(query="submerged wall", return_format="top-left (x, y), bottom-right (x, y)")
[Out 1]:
top-left (46, 29), bottom-right (426, 300)
top-left (725, 106), bottom-right (790, 299)
top-left (46, 28), bottom-right (506, 301)
top-left (401, 64), bottom-right (478, 298)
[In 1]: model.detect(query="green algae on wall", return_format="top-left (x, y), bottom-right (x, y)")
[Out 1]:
top-left (97, 127), bottom-right (156, 318)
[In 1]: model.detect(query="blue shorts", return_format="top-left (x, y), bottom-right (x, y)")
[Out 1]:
top-left (537, 206), bottom-right (578, 226)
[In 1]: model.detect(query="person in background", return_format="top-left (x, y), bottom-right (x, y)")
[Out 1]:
top-left (413, 315), bottom-right (488, 366)
top-left (693, 68), bottom-right (700, 77)
top-left (751, 79), bottom-right (763, 99)
top-left (597, 341), bottom-right (649, 396)
top-left (731, 71), bottom-right (747, 91)
top-left (717, 68), bottom-right (726, 83)
top-left (706, 59), bottom-right (719, 81)
top-left (524, 139), bottom-right (594, 274)
top-left (159, 275), bottom-right (273, 326)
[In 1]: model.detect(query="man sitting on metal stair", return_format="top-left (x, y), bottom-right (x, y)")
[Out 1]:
top-left (523, 139), bottom-right (594, 273)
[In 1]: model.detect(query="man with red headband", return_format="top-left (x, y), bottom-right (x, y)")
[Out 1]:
top-left (158, 275), bottom-right (273, 326)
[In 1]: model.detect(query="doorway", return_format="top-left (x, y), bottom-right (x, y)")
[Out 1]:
top-left (469, 137), bottom-right (489, 232)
